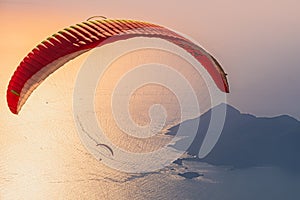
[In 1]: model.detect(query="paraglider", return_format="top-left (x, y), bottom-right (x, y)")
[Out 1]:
top-left (96, 143), bottom-right (114, 156)
top-left (7, 18), bottom-right (229, 114)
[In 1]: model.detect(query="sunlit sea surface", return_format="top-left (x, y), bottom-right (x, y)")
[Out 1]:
top-left (1, 134), bottom-right (299, 200)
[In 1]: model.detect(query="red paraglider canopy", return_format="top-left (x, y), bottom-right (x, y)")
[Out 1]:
top-left (7, 18), bottom-right (229, 114)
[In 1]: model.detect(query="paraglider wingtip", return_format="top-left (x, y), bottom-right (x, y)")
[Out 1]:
top-left (10, 108), bottom-right (19, 115)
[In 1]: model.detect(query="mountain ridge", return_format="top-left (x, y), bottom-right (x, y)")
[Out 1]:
top-left (168, 104), bottom-right (300, 171)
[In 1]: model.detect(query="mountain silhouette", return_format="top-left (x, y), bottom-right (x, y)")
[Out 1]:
top-left (168, 104), bottom-right (300, 171)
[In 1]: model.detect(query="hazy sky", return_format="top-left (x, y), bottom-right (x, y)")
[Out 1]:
top-left (1, 0), bottom-right (299, 119)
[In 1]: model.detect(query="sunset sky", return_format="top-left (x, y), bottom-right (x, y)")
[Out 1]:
top-left (1, 0), bottom-right (299, 119)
